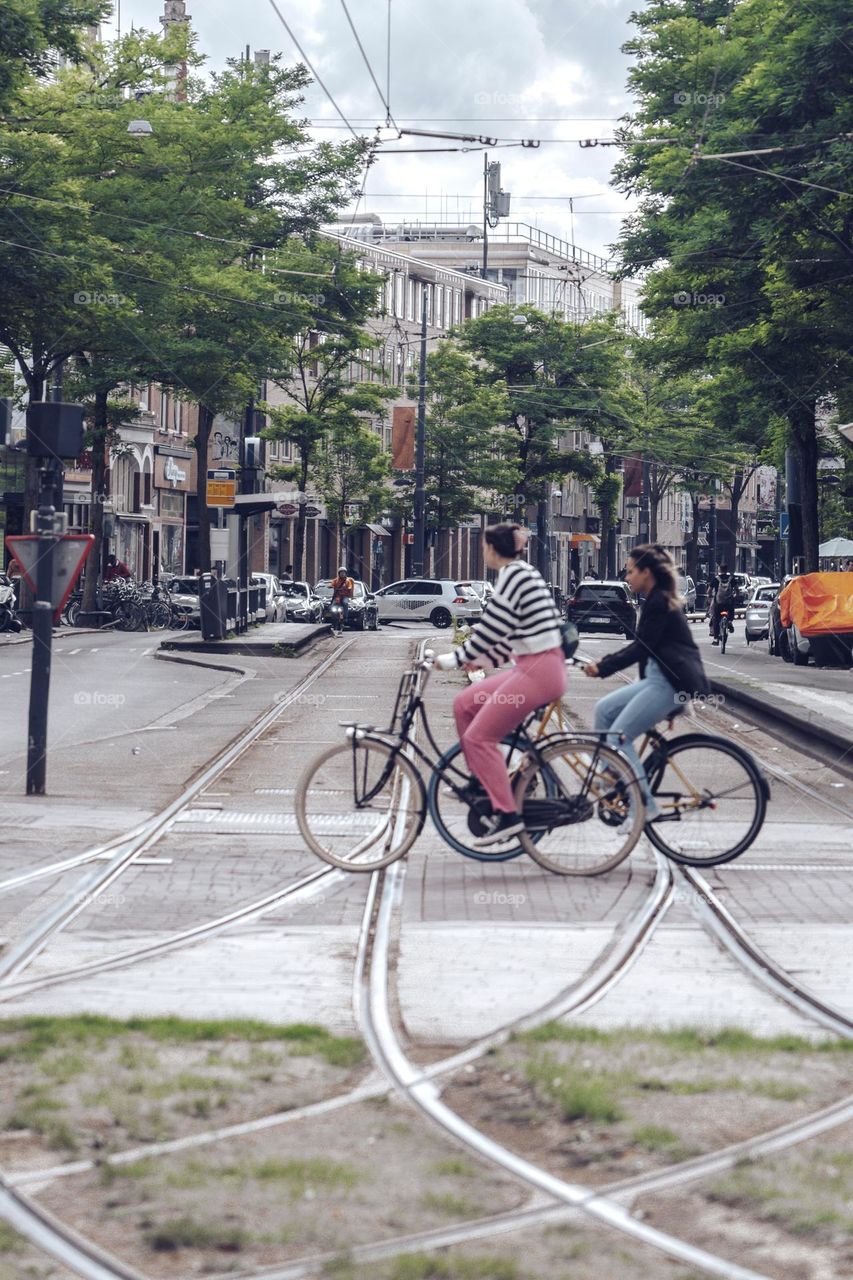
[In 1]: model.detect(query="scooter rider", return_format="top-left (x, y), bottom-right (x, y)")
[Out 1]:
top-left (330, 565), bottom-right (354, 626)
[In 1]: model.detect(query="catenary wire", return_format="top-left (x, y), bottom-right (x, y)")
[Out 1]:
top-left (337, 0), bottom-right (398, 130)
top-left (264, 0), bottom-right (363, 141)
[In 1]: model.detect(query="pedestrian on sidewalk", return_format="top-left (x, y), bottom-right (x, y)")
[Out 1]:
top-left (584, 543), bottom-right (710, 820)
top-left (434, 522), bottom-right (566, 848)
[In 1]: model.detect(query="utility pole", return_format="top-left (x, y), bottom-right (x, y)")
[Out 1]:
top-left (482, 153), bottom-right (489, 278)
top-left (482, 156), bottom-right (510, 278)
top-left (774, 466), bottom-right (783, 580)
top-left (709, 482), bottom-right (718, 576)
top-left (412, 284), bottom-right (428, 577)
top-left (785, 446), bottom-right (803, 574)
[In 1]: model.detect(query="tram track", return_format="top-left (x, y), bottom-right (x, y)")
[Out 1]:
top-left (1, 639), bottom-right (851, 1280)
top-left (0, 642), bottom-right (355, 992)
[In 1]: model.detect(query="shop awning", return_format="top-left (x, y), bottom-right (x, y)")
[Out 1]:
top-left (570, 533), bottom-right (601, 548)
top-left (365, 523), bottom-right (391, 537)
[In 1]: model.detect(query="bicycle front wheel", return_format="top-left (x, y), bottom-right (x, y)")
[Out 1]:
top-left (295, 738), bottom-right (426, 871)
top-left (644, 735), bottom-right (767, 866)
top-left (514, 737), bottom-right (645, 875)
top-left (427, 737), bottom-right (546, 862)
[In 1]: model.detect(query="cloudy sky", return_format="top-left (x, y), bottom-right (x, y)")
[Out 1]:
top-left (105, 0), bottom-right (643, 260)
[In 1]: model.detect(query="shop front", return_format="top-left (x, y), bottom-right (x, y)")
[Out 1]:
top-left (154, 446), bottom-right (194, 579)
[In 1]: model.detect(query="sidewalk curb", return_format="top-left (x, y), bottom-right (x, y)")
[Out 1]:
top-left (0, 627), bottom-right (106, 646)
top-left (711, 677), bottom-right (853, 774)
top-left (158, 624), bottom-right (329, 659)
top-left (154, 650), bottom-right (252, 678)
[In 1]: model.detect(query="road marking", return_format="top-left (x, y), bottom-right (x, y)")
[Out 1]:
top-left (68, 648), bottom-right (82, 655)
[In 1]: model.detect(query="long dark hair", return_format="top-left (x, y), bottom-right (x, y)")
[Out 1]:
top-left (484, 522), bottom-right (529, 559)
top-left (630, 543), bottom-right (680, 610)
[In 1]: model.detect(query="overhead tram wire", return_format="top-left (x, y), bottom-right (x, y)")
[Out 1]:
top-left (264, 0), bottom-right (362, 142)
top-left (337, 0), bottom-right (397, 131)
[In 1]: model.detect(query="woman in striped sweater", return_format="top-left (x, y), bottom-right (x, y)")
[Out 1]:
top-left (434, 522), bottom-right (566, 847)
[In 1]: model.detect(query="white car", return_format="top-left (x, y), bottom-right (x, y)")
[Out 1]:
top-left (744, 583), bottom-right (780, 643)
top-left (373, 579), bottom-right (482, 629)
top-left (252, 573), bottom-right (287, 623)
top-left (458, 578), bottom-right (494, 607)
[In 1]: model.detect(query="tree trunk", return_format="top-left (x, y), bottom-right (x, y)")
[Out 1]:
top-left (196, 404), bottom-right (214, 572)
top-left (649, 465), bottom-right (659, 543)
top-left (82, 389), bottom-right (109, 613)
top-left (790, 404), bottom-right (820, 571)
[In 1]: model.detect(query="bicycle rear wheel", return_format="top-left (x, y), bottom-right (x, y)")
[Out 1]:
top-left (295, 738), bottom-right (426, 871)
top-left (644, 734), bottom-right (767, 866)
top-left (514, 737), bottom-right (645, 875)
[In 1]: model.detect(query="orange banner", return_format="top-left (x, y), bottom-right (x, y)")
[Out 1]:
top-left (778, 572), bottom-right (853, 636)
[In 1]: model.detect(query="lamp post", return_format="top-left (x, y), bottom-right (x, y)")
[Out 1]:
top-left (411, 284), bottom-right (428, 577)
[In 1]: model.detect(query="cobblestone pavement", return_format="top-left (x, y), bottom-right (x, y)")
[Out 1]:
top-left (0, 626), bottom-right (850, 1036)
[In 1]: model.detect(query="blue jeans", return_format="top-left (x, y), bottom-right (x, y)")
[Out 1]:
top-left (593, 660), bottom-right (681, 816)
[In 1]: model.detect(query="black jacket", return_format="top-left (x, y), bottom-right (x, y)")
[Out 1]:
top-left (596, 587), bottom-right (710, 695)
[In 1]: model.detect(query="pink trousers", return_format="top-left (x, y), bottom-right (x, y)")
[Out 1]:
top-left (453, 648), bottom-right (567, 814)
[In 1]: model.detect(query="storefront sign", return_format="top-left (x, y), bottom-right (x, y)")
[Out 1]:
top-left (154, 452), bottom-right (192, 492)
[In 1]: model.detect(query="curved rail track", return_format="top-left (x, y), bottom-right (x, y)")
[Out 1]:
top-left (1, 636), bottom-right (851, 1280)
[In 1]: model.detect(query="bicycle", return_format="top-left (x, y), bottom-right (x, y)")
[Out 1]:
top-left (295, 652), bottom-right (646, 876)
top-left (718, 608), bottom-right (733, 655)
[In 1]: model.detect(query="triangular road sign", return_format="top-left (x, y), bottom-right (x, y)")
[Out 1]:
top-left (7, 535), bottom-right (94, 613)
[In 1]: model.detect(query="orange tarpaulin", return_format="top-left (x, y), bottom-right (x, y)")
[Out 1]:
top-left (778, 572), bottom-right (853, 637)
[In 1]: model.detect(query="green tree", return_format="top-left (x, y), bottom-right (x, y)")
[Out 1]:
top-left (262, 243), bottom-right (394, 578)
top-left (312, 421), bottom-right (389, 568)
top-left (0, 0), bottom-right (108, 109)
top-left (614, 0), bottom-right (853, 570)
top-left (397, 342), bottom-right (517, 569)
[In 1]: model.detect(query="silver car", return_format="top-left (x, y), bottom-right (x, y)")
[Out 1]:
top-left (372, 579), bottom-right (482, 629)
top-left (675, 572), bottom-right (696, 613)
top-left (744, 583), bottom-right (780, 643)
top-left (252, 573), bottom-right (287, 622)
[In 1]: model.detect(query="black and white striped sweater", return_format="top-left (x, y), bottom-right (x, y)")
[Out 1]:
top-left (449, 560), bottom-right (562, 669)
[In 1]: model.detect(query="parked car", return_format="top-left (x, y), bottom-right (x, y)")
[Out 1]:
top-left (775, 571), bottom-right (853, 668)
top-left (313, 579), bottom-right (379, 630)
top-left (675, 572), bottom-right (696, 613)
top-left (281, 580), bottom-right (324, 624)
top-left (458, 579), bottom-right (494, 607)
top-left (372, 579), bottom-right (482, 629)
top-left (252, 573), bottom-right (287, 622)
top-left (167, 576), bottom-right (202, 628)
top-left (744, 583), bottom-right (781, 644)
top-left (566, 581), bottom-right (638, 635)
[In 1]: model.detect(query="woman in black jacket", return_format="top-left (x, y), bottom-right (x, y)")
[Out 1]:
top-left (584, 544), bottom-right (710, 819)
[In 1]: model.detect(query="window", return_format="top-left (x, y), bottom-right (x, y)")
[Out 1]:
top-left (454, 289), bottom-right (462, 324)
top-left (394, 273), bottom-right (404, 318)
top-left (435, 285), bottom-right (443, 328)
top-left (407, 278), bottom-right (415, 321)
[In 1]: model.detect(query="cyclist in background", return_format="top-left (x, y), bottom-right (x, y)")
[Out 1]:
top-left (709, 565), bottom-right (735, 646)
top-left (435, 522), bottom-right (566, 848)
top-left (584, 543), bottom-right (710, 820)
top-left (330, 565), bottom-right (354, 625)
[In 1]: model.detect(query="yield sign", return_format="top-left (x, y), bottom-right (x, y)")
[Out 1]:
top-left (7, 534), bottom-right (94, 613)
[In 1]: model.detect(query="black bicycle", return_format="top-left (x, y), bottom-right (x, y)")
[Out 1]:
top-left (295, 653), bottom-right (646, 876)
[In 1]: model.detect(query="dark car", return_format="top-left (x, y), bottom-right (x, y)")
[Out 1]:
top-left (566, 581), bottom-right (638, 635)
top-left (313, 580), bottom-right (379, 631)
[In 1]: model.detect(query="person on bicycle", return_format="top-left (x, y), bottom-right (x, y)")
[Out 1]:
top-left (583, 543), bottom-right (710, 820)
top-left (330, 565), bottom-right (354, 625)
top-left (434, 522), bottom-right (567, 847)
top-left (104, 554), bottom-right (132, 583)
top-left (708, 565), bottom-right (735, 646)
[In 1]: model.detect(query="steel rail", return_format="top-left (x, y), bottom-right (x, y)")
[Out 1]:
top-left (0, 642), bottom-right (354, 988)
top-left (358, 858), bottom-right (775, 1280)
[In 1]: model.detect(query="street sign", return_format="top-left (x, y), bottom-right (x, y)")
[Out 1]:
top-left (6, 534), bottom-right (94, 613)
top-left (303, 505), bottom-right (320, 518)
top-left (207, 469), bottom-right (237, 507)
top-left (277, 503), bottom-right (298, 517)
top-left (780, 512), bottom-right (790, 540)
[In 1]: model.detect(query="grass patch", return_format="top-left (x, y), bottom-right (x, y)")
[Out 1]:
top-left (430, 1158), bottom-right (477, 1177)
top-left (514, 1022), bottom-right (850, 1055)
top-left (0, 1223), bottom-right (24, 1254)
top-left (165, 1155), bottom-right (361, 1196)
top-left (631, 1125), bottom-right (683, 1152)
top-left (421, 1193), bottom-right (488, 1218)
top-left (0, 1015), bottom-right (365, 1068)
top-left (144, 1216), bottom-right (248, 1253)
top-left (525, 1052), bottom-right (624, 1123)
top-left (389, 1255), bottom-right (520, 1279)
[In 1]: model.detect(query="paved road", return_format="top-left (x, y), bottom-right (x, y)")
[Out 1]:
top-left (1, 623), bottom-right (850, 1038)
